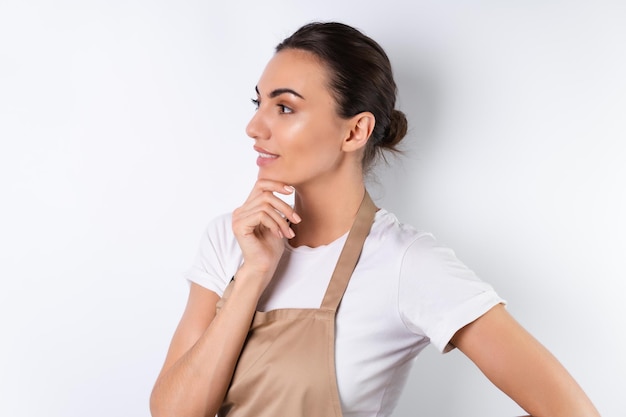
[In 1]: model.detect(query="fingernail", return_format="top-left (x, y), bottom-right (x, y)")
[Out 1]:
top-left (278, 230), bottom-right (284, 239)
top-left (288, 228), bottom-right (295, 238)
top-left (284, 185), bottom-right (295, 193)
top-left (292, 212), bottom-right (302, 223)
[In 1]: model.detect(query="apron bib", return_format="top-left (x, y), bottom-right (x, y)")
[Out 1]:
top-left (216, 192), bottom-right (376, 417)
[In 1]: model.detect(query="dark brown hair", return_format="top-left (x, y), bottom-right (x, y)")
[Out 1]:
top-left (276, 22), bottom-right (407, 171)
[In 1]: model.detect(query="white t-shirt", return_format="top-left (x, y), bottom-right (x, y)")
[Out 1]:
top-left (184, 208), bottom-right (505, 416)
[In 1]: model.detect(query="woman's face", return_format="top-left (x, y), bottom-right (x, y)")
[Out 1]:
top-left (246, 49), bottom-right (354, 187)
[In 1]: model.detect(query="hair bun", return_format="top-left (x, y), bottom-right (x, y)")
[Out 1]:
top-left (382, 110), bottom-right (408, 149)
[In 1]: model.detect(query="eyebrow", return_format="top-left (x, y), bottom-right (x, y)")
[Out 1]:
top-left (255, 86), bottom-right (305, 100)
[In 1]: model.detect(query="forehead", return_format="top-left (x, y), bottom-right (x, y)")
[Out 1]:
top-left (256, 49), bottom-right (331, 98)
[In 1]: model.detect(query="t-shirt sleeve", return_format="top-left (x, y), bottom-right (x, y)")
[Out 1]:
top-left (398, 234), bottom-right (506, 353)
top-left (183, 213), bottom-right (243, 297)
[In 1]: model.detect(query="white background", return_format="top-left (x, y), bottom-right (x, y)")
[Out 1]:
top-left (1, 1), bottom-right (624, 416)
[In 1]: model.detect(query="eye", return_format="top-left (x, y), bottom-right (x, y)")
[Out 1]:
top-left (278, 104), bottom-right (293, 114)
top-left (250, 98), bottom-right (260, 110)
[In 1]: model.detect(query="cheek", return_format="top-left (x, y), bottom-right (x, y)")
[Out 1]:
top-left (272, 111), bottom-right (345, 156)
top-left (275, 117), bottom-right (318, 151)
top-left (282, 118), bottom-right (308, 140)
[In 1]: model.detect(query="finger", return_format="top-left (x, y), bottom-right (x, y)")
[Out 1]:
top-left (245, 180), bottom-right (295, 202)
top-left (237, 201), bottom-right (295, 239)
top-left (238, 208), bottom-right (291, 240)
top-left (242, 186), bottom-right (301, 225)
top-left (233, 200), bottom-right (283, 234)
top-left (263, 194), bottom-right (301, 225)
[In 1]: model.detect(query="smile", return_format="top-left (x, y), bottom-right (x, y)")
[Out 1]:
top-left (258, 152), bottom-right (278, 159)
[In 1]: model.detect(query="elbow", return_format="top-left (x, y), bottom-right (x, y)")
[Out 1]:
top-left (148, 391), bottom-right (160, 417)
top-left (149, 384), bottom-right (167, 417)
top-left (149, 384), bottom-right (219, 417)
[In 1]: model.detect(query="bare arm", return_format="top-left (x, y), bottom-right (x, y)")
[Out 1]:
top-left (451, 304), bottom-right (601, 417)
top-left (150, 268), bottom-right (268, 417)
top-left (150, 180), bottom-right (300, 417)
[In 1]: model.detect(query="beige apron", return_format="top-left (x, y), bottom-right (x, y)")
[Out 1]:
top-left (216, 192), bottom-right (376, 417)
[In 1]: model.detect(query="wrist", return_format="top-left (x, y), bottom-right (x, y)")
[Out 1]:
top-left (233, 264), bottom-right (273, 297)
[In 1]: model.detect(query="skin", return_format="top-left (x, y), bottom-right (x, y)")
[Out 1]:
top-left (149, 49), bottom-right (601, 417)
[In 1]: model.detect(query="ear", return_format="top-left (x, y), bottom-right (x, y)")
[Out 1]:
top-left (342, 112), bottom-right (375, 153)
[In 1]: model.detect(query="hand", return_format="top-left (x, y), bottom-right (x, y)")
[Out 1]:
top-left (232, 180), bottom-right (301, 289)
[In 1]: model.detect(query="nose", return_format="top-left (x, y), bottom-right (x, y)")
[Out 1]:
top-left (245, 108), bottom-right (270, 140)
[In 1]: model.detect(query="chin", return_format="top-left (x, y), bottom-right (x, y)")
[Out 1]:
top-left (257, 170), bottom-right (288, 183)
top-left (257, 171), bottom-right (304, 189)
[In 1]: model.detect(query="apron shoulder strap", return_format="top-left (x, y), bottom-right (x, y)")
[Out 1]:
top-left (320, 191), bottom-right (376, 311)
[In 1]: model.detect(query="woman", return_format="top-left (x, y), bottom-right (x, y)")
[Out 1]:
top-left (150, 22), bottom-right (600, 417)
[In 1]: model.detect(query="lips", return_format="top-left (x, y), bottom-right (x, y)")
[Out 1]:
top-left (255, 146), bottom-right (279, 167)
top-left (254, 146), bottom-right (279, 159)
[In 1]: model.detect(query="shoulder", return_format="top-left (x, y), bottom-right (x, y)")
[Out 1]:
top-left (365, 208), bottom-right (436, 257)
top-left (370, 209), bottom-right (473, 270)
top-left (353, 208), bottom-right (439, 281)
top-left (202, 212), bottom-right (234, 240)
top-left (201, 211), bottom-right (243, 262)
top-left (369, 208), bottom-right (432, 245)
top-left (184, 212), bottom-right (242, 296)
top-left (385, 215), bottom-right (505, 351)
top-left (196, 212), bottom-right (242, 261)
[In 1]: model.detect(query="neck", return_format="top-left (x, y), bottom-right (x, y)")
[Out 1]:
top-left (289, 178), bottom-right (367, 248)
